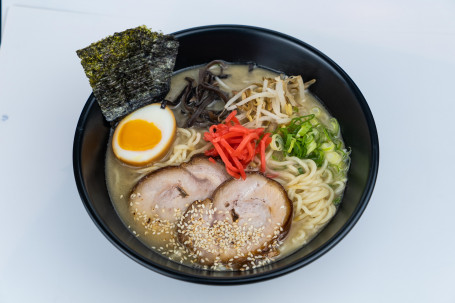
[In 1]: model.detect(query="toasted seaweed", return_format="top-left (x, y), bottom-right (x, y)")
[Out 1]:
top-left (76, 26), bottom-right (179, 122)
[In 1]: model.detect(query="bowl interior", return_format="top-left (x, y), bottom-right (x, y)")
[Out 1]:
top-left (74, 25), bottom-right (378, 284)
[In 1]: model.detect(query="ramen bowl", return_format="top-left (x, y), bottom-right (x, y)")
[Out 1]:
top-left (73, 25), bottom-right (379, 284)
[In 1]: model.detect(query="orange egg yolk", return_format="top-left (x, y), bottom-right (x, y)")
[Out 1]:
top-left (118, 119), bottom-right (162, 151)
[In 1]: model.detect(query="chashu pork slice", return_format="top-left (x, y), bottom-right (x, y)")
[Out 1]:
top-left (178, 172), bottom-right (293, 266)
top-left (181, 155), bottom-right (231, 187)
top-left (129, 155), bottom-right (230, 226)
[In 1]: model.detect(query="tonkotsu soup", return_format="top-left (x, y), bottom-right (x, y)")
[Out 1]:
top-left (106, 62), bottom-right (350, 271)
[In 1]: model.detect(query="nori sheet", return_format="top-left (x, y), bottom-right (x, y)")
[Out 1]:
top-left (76, 26), bottom-right (179, 122)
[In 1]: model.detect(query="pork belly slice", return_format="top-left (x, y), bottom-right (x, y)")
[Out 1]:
top-left (181, 155), bottom-right (230, 187)
top-left (178, 172), bottom-right (293, 266)
top-left (129, 155), bottom-right (230, 225)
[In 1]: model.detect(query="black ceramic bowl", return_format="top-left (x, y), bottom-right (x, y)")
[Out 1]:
top-left (73, 25), bottom-right (379, 284)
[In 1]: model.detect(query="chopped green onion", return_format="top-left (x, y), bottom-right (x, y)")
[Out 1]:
top-left (311, 107), bottom-right (321, 117)
top-left (287, 138), bottom-right (297, 153)
top-left (329, 118), bottom-right (339, 135)
top-left (285, 134), bottom-right (293, 148)
top-left (271, 134), bottom-right (284, 151)
top-left (321, 127), bottom-right (332, 141)
top-left (296, 121), bottom-right (312, 138)
top-left (333, 138), bottom-right (343, 150)
top-left (306, 140), bottom-right (317, 155)
top-left (325, 151), bottom-right (342, 165)
top-left (311, 128), bottom-right (320, 141)
top-left (272, 113), bottom-right (349, 171)
top-left (320, 142), bottom-right (335, 152)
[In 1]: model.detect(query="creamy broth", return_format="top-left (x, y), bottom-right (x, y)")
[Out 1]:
top-left (106, 64), bottom-right (346, 270)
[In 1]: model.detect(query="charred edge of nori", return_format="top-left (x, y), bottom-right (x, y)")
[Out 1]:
top-left (76, 26), bottom-right (179, 122)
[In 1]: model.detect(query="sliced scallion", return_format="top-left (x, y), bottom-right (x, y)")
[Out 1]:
top-left (311, 107), bottom-right (321, 117)
top-left (287, 138), bottom-right (297, 153)
top-left (320, 142), bottom-right (335, 152)
top-left (296, 121), bottom-right (312, 138)
top-left (271, 134), bottom-right (284, 151)
top-left (325, 151), bottom-right (342, 165)
top-left (329, 117), bottom-right (339, 135)
top-left (273, 113), bottom-right (349, 171)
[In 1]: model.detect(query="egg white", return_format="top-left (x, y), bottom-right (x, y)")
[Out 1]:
top-left (112, 104), bottom-right (176, 166)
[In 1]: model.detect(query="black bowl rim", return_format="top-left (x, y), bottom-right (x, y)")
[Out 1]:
top-left (73, 24), bottom-right (379, 285)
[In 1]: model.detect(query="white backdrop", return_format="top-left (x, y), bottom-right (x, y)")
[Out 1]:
top-left (1, 1), bottom-right (454, 302)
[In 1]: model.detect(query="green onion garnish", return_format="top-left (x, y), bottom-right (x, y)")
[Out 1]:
top-left (273, 114), bottom-right (349, 173)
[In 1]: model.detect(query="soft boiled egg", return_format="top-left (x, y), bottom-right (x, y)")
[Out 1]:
top-left (112, 104), bottom-right (176, 166)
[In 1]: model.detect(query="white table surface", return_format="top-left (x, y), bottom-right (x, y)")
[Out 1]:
top-left (1, 1), bottom-right (454, 302)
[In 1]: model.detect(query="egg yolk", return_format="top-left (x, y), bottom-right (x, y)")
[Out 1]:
top-left (118, 119), bottom-right (162, 151)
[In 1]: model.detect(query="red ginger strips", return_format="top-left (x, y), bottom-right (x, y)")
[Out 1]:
top-left (204, 110), bottom-right (272, 180)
